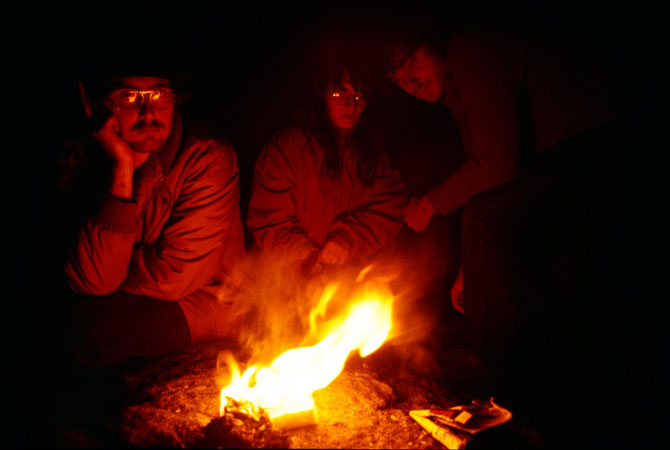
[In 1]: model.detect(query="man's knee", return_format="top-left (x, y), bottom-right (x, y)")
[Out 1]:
top-left (66, 293), bottom-right (191, 367)
top-left (67, 300), bottom-right (115, 367)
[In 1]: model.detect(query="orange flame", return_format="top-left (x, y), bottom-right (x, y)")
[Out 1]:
top-left (220, 269), bottom-right (393, 421)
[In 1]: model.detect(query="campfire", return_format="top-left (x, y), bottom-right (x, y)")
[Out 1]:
top-left (116, 253), bottom-right (517, 449)
top-left (218, 265), bottom-right (394, 429)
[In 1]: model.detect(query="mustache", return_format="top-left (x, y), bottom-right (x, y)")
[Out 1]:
top-left (130, 119), bottom-right (165, 132)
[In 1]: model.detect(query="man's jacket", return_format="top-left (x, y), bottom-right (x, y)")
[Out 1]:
top-left (64, 114), bottom-right (245, 343)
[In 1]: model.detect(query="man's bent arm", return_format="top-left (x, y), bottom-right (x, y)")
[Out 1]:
top-left (120, 142), bottom-right (241, 300)
top-left (64, 195), bottom-right (139, 295)
top-left (427, 30), bottom-right (522, 215)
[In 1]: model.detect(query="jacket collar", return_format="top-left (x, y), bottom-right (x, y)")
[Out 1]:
top-left (156, 109), bottom-right (183, 174)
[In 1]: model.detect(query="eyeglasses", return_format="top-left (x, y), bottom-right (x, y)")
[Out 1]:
top-left (328, 89), bottom-right (365, 106)
top-left (388, 54), bottom-right (417, 84)
top-left (105, 88), bottom-right (176, 110)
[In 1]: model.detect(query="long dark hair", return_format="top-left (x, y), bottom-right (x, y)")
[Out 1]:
top-left (295, 60), bottom-right (381, 186)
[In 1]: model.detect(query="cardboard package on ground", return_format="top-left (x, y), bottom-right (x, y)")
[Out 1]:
top-left (410, 398), bottom-right (512, 449)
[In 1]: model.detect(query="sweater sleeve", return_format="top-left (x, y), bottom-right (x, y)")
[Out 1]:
top-left (326, 153), bottom-right (408, 261)
top-left (64, 194), bottom-right (139, 296)
top-left (426, 31), bottom-right (522, 215)
top-left (246, 130), bottom-right (320, 262)
top-left (118, 142), bottom-right (241, 300)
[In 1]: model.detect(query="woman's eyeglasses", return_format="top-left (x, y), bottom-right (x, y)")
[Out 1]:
top-left (328, 89), bottom-right (365, 106)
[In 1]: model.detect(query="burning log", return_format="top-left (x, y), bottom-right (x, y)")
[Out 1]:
top-left (197, 398), bottom-right (288, 448)
top-left (217, 267), bottom-right (395, 435)
top-left (269, 407), bottom-right (317, 430)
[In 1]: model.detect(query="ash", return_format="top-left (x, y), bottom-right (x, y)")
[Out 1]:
top-left (196, 398), bottom-right (288, 448)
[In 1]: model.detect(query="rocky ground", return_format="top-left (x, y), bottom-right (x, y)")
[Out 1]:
top-left (20, 337), bottom-right (557, 449)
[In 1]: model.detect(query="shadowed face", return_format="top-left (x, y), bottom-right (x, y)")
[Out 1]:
top-left (390, 44), bottom-right (446, 104)
top-left (324, 72), bottom-right (366, 132)
top-left (105, 76), bottom-right (175, 153)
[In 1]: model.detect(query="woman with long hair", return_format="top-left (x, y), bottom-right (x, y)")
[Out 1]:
top-left (247, 60), bottom-right (407, 276)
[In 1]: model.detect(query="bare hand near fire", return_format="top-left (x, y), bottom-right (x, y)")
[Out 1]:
top-left (318, 240), bottom-right (350, 266)
top-left (450, 265), bottom-right (465, 314)
top-left (404, 196), bottom-right (437, 232)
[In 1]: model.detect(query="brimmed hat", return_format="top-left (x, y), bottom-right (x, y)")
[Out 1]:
top-left (77, 50), bottom-right (192, 101)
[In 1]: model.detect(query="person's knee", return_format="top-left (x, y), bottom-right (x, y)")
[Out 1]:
top-left (67, 301), bottom-right (117, 367)
top-left (67, 293), bottom-right (193, 367)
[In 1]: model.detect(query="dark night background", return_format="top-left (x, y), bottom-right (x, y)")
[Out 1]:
top-left (6, 0), bottom-right (668, 447)
top-left (9, 0), bottom-right (666, 271)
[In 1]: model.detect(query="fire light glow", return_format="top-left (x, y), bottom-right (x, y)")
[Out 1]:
top-left (219, 271), bottom-right (394, 424)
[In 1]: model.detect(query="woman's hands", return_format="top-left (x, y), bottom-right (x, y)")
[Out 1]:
top-left (318, 240), bottom-right (350, 266)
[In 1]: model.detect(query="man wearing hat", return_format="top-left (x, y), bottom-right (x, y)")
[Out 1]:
top-left (55, 63), bottom-right (245, 367)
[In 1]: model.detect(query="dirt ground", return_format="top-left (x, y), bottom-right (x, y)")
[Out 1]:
top-left (22, 338), bottom-right (558, 449)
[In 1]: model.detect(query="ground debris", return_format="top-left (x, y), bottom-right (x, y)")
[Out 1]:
top-left (114, 341), bottom-right (453, 448)
top-left (121, 404), bottom-right (210, 448)
top-left (60, 340), bottom-right (551, 449)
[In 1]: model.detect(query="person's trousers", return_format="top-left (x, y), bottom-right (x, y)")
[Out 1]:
top-left (67, 291), bottom-right (192, 367)
top-left (459, 114), bottom-right (661, 437)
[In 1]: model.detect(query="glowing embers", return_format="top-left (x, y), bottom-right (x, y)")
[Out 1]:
top-left (220, 267), bottom-right (394, 429)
